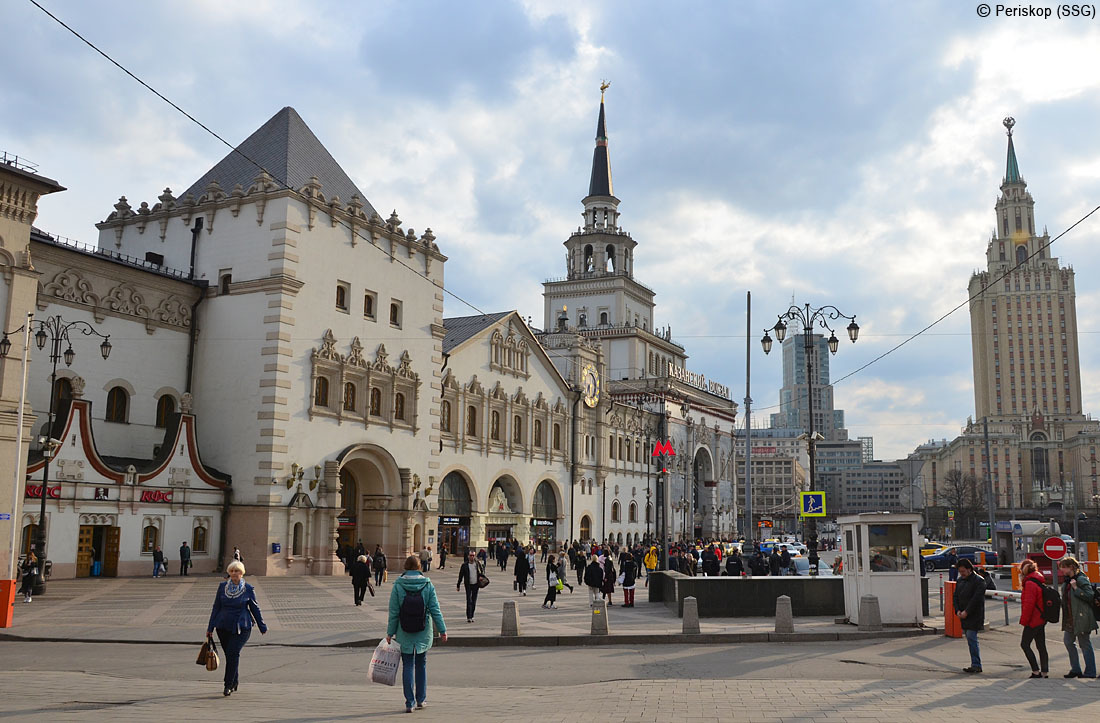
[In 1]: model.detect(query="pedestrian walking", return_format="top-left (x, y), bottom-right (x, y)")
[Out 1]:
top-left (779, 546), bottom-right (791, 576)
top-left (153, 546), bottom-right (165, 578)
top-left (179, 541), bottom-right (191, 576)
top-left (946, 548), bottom-right (959, 582)
top-left (574, 547), bottom-right (587, 587)
top-left (584, 554), bottom-right (603, 606)
top-left (456, 550), bottom-right (484, 622)
top-left (725, 552), bottom-right (744, 577)
top-left (1018, 559), bottom-right (1049, 678)
top-left (386, 555), bottom-right (447, 713)
top-left (602, 555), bottom-right (617, 603)
top-left (555, 554), bottom-right (574, 594)
top-left (19, 552), bottom-right (37, 603)
top-left (351, 554), bottom-right (375, 606)
top-left (206, 560), bottom-right (267, 696)
top-left (419, 545), bottom-right (433, 572)
top-left (620, 552), bottom-right (637, 607)
top-left (542, 554), bottom-right (560, 609)
top-left (437, 545), bottom-right (447, 570)
top-left (953, 558), bottom-right (986, 673)
top-left (526, 547), bottom-right (537, 586)
top-left (373, 546), bottom-right (388, 586)
top-left (643, 546), bottom-right (658, 586)
top-left (1058, 557), bottom-right (1097, 678)
top-left (513, 548), bottom-right (531, 596)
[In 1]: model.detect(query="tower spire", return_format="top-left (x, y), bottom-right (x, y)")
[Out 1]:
top-left (588, 81), bottom-right (613, 198)
top-left (1003, 116), bottom-right (1021, 185)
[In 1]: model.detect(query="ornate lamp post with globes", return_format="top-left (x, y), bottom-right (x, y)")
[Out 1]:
top-left (1, 314), bottom-right (112, 594)
top-left (761, 302), bottom-right (858, 574)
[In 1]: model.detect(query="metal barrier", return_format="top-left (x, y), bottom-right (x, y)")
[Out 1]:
top-left (985, 588), bottom-right (1021, 626)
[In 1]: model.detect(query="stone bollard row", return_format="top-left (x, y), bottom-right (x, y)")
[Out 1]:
top-left (774, 595), bottom-right (794, 634)
top-left (682, 596), bottom-right (700, 634)
top-left (858, 594), bottom-right (883, 632)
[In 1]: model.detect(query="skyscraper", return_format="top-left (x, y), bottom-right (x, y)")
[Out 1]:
top-left (769, 331), bottom-right (848, 441)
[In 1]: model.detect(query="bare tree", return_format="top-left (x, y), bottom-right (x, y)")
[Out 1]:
top-left (938, 468), bottom-right (985, 539)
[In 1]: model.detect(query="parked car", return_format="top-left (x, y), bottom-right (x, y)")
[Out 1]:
top-left (923, 546), bottom-right (998, 571)
top-left (920, 542), bottom-right (948, 557)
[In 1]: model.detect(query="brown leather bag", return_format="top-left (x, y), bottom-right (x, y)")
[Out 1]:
top-left (197, 639), bottom-right (219, 671)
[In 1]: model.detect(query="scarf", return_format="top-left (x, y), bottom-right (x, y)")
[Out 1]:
top-left (225, 579), bottom-right (246, 599)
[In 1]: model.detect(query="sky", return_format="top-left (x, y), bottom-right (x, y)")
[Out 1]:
top-left (3, 0), bottom-right (1100, 461)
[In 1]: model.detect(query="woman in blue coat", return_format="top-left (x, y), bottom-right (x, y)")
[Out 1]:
top-left (206, 560), bottom-right (267, 696)
top-left (386, 555), bottom-right (447, 713)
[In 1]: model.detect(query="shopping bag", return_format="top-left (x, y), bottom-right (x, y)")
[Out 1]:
top-left (476, 573), bottom-right (490, 589)
top-left (556, 579), bottom-right (564, 592)
top-left (368, 639), bottom-right (401, 686)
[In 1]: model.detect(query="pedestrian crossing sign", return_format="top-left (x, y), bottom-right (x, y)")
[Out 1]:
top-left (799, 491), bottom-right (826, 517)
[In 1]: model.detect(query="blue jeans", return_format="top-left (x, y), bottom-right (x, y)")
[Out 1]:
top-left (964, 629), bottom-right (981, 668)
top-left (1064, 630), bottom-right (1096, 677)
top-left (216, 626), bottom-right (252, 688)
top-left (401, 651), bottom-right (426, 708)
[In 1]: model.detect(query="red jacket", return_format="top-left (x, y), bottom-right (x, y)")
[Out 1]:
top-left (1019, 571), bottom-right (1047, 628)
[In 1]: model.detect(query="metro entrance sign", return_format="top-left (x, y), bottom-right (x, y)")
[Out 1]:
top-left (1043, 536), bottom-right (1068, 561)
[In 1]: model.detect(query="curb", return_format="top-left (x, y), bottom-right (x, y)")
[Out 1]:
top-left (0, 626), bottom-right (938, 648)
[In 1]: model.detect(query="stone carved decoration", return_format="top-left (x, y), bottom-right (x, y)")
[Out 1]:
top-left (312, 329), bottom-right (341, 362)
top-left (534, 392), bottom-right (547, 410)
top-left (70, 376), bottom-right (86, 398)
top-left (229, 184), bottom-right (245, 217)
top-left (552, 398), bottom-right (567, 415)
top-left (372, 344), bottom-right (392, 372)
top-left (42, 269), bottom-right (99, 309)
top-left (441, 369), bottom-right (460, 391)
top-left (397, 350), bottom-right (416, 379)
top-left (55, 459), bottom-right (85, 481)
top-left (105, 283), bottom-right (151, 320)
top-left (79, 513), bottom-right (117, 526)
top-left (513, 387), bottom-right (528, 406)
top-left (135, 201), bottom-right (151, 234)
top-left (489, 485), bottom-right (514, 513)
top-left (362, 498), bottom-right (391, 511)
top-left (348, 337), bottom-right (366, 367)
top-left (168, 467), bottom-right (192, 487)
top-left (180, 392), bottom-right (193, 413)
top-left (491, 381), bottom-right (506, 401)
top-left (153, 295), bottom-right (192, 328)
top-left (106, 196), bottom-right (133, 221)
top-left (467, 375), bottom-right (484, 396)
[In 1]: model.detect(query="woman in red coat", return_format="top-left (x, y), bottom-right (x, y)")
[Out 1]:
top-left (1019, 559), bottom-right (1049, 678)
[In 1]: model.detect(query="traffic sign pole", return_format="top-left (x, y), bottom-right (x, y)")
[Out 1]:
top-left (1043, 536), bottom-right (1068, 561)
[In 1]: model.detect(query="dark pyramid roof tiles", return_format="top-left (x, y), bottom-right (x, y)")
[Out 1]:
top-left (180, 107), bottom-right (377, 216)
top-left (443, 312), bottom-right (511, 354)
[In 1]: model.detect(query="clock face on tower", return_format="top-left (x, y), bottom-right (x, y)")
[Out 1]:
top-left (581, 363), bottom-right (600, 408)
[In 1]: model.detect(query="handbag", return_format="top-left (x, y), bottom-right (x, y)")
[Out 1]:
top-left (477, 573), bottom-right (490, 589)
top-left (198, 638), bottom-right (219, 671)
top-left (368, 639), bottom-right (401, 686)
top-left (617, 573), bottom-right (625, 585)
top-left (556, 579), bottom-right (564, 592)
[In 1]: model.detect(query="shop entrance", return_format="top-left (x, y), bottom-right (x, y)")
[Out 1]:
top-left (77, 525), bottom-right (119, 577)
top-left (486, 525), bottom-right (512, 543)
top-left (438, 471), bottom-right (474, 555)
top-left (438, 518), bottom-right (469, 557)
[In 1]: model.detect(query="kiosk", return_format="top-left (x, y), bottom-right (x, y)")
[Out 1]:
top-left (839, 512), bottom-right (923, 626)
top-left (993, 519), bottom-right (1059, 565)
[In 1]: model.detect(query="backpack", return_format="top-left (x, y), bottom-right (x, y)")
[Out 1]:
top-left (398, 586), bottom-right (426, 633)
top-left (1027, 577), bottom-right (1060, 624)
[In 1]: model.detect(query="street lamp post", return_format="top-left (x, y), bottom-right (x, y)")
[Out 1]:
top-left (761, 302), bottom-right (858, 575)
top-left (1, 315), bottom-right (112, 594)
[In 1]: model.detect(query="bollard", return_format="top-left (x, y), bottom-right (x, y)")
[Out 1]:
top-left (590, 599), bottom-right (609, 635)
top-left (774, 595), bottom-right (794, 634)
top-left (1003, 596), bottom-right (1009, 626)
top-left (501, 600), bottom-right (520, 637)
top-left (943, 581), bottom-right (960, 637)
top-left (682, 596), bottom-right (701, 635)
top-left (857, 595), bottom-right (883, 632)
top-left (939, 573), bottom-right (944, 612)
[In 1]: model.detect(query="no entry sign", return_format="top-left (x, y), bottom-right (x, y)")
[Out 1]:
top-left (1043, 536), bottom-right (1068, 560)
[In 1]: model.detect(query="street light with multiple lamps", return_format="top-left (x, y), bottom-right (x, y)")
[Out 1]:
top-left (761, 302), bottom-right (858, 574)
top-left (0, 314), bottom-right (112, 594)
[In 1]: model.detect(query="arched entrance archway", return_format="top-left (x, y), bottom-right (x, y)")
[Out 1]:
top-left (486, 474), bottom-right (523, 545)
top-left (531, 480), bottom-right (559, 548)
top-left (438, 471), bottom-right (473, 555)
top-left (412, 523), bottom-right (423, 553)
top-left (693, 447), bottom-right (714, 540)
top-left (337, 444), bottom-right (400, 559)
top-left (580, 515), bottom-right (592, 541)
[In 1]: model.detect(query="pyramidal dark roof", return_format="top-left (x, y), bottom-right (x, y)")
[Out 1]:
top-left (442, 312), bottom-right (512, 354)
top-left (180, 107), bottom-right (376, 215)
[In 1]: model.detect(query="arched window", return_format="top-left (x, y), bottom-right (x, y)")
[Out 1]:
top-left (219, 273), bottom-right (232, 294)
top-left (394, 393), bottom-right (406, 421)
top-left (629, 502), bottom-right (638, 523)
top-left (578, 313), bottom-right (587, 327)
top-left (439, 472), bottom-right (472, 516)
top-left (364, 293), bottom-right (375, 319)
top-left (606, 244), bottom-right (615, 272)
top-left (343, 382), bottom-right (356, 411)
top-left (335, 285), bottom-right (347, 310)
top-left (155, 394), bottom-right (175, 428)
top-left (369, 387), bottom-right (382, 416)
top-left (533, 419), bottom-right (543, 447)
top-left (466, 406), bottom-right (477, 436)
top-left (645, 503), bottom-right (653, 524)
top-left (609, 435), bottom-right (615, 460)
top-left (580, 515), bottom-right (592, 541)
top-left (600, 311), bottom-right (609, 325)
top-left (512, 414), bottom-right (522, 444)
top-left (440, 400), bottom-right (452, 432)
top-left (141, 525), bottom-right (158, 553)
top-left (389, 302), bottom-right (401, 327)
top-left (314, 377), bottom-right (329, 407)
top-left (52, 377), bottom-right (73, 410)
top-left (490, 411), bottom-right (501, 440)
top-left (533, 481), bottom-right (557, 519)
top-left (292, 522), bottom-right (304, 556)
top-left (611, 500), bottom-right (621, 523)
top-left (553, 423), bottom-right (561, 450)
top-left (583, 244), bottom-right (594, 272)
top-left (192, 525), bottom-right (208, 553)
top-left (106, 387), bottom-right (129, 423)
top-left (20, 524), bottom-right (37, 555)
top-left (1016, 245), bottom-right (1027, 265)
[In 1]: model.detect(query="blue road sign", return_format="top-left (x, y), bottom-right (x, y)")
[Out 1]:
top-left (799, 491), bottom-right (826, 517)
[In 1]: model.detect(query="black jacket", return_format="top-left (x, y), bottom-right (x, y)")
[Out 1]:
top-left (350, 560), bottom-right (373, 586)
top-left (584, 561), bottom-right (604, 587)
top-left (457, 560), bottom-right (483, 589)
top-left (621, 558), bottom-right (637, 587)
top-left (514, 554), bottom-right (531, 581)
top-left (153, 549), bottom-right (164, 564)
top-left (725, 555), bottom-right (744, 576)
top-left (953, 572), bottom-right (986, 631)
top-left (768, 552), bottom-right (781, 575)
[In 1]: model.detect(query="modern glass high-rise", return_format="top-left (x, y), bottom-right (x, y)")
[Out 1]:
top-left (769, 332), bottom-right (847, 441)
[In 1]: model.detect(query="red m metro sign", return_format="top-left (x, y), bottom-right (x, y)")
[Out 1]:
top-left (652, 440), bottom-right (675, 473)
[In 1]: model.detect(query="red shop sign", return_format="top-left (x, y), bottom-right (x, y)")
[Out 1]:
top-left (25, 484), bottom-right (61, 499)
top-left (139, 490), bottom-right (173, 504)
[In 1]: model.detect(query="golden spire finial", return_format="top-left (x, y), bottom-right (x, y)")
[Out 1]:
top-left (600, 80), bottom-right (610, 100)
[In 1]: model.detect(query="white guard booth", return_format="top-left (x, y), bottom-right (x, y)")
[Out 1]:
top-left (839, 512), bottom-right (923, 626)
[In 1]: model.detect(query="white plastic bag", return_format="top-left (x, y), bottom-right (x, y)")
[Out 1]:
top-left (368, 639), bottom-right (401, 686)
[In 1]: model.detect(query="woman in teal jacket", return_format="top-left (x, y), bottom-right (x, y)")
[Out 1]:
top-left (1057, 557), bottom-right (1097, 678)
top-left (386, 555), bottom-right (447, 712)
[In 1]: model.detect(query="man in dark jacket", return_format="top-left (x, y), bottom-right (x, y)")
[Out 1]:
top-left (952, 558), bottom-right (986, 673)
top-left (779, 546), bottom-right (792, 576)
top-left (584, 556), bottom-right (604, 606)
top-left (702, 546), bottom-right (719, 577)
top-left (179, 541), bottom-right (191, 576)
top-left (768, 549), bottom-right (781, 576)
top-left (456, 550), bottom-right (484, 622)
top-left (152, 546), bottom-right (165, 578)
top-left (350, 555), bottom-right (374, 605)
top-left (946, 549), bottom-right (959, 582)
top-left (725, 553), bottom-right (744, 577)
